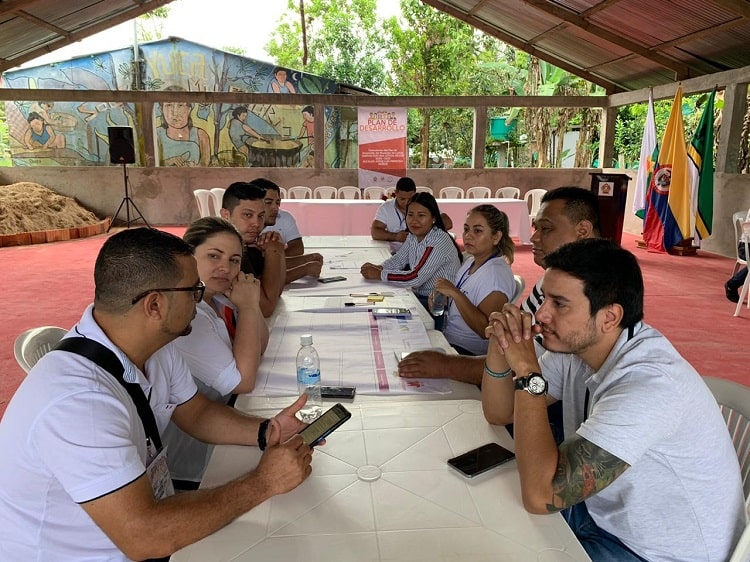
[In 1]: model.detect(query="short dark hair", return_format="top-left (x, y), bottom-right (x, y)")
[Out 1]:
top-left (231, 106), bottom-right (248, 119)
top-left (222, 182), bottom-right (266, 212)
top-left (184, 217), bottom-right (242, 250)
top-left (408, 192), bottom-right (463, 263)
top-left (249, 177), bottom-right (280, 195)
top-left (541, 187), bottom-right (601, 236)
top-left (544, 238), bottom-right (643, 329)
top-left (395, 177), bottom-right (417, 192)
top-left (301, 105), bottom-right (314, 115)
top-left (94, 228), bottom-right (193, 314)
top-left (469, 204), bottom-right (515, 264)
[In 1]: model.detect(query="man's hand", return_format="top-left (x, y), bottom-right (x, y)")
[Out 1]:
top-left (360, 262), bottom-right (383, 280)
top-left (398, 350), bottom-right (447, 378)
top-left (303, 259), bottom-right (323, 279)
top-left (485, 304), bottom-right (538, 375)
top-left (393, 230), bottom-right (409, 242)
top-left (256, 231), bottom-right (284, 253)
top-left (254, 434), bottom-right (313, 497)
top-left (267, 394), bottom-right (309, 443)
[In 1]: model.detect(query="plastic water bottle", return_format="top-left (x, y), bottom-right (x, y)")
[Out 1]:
top-left (296, 334), bottom-right (322, 422)
top-left (431, 292), bottom-right (447, 316)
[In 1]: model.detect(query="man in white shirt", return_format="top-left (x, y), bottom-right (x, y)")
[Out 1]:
top-left (482, 238), bottom-right (745, 562)
top-left (0, 228), bottom-right (313, 561)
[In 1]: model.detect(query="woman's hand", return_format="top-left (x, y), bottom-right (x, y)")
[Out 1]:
top-left (226, 272), bottom-right (261, 311)
top-left (433, 277), bottom-right (457, 299)
top-left (360, 262), bottom-right (383, 280)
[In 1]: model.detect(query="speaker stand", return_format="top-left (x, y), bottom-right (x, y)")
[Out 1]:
top-left (107, 163), bottom-right (150, 232)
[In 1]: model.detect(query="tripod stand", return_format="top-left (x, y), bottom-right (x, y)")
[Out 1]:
top-left (107, 162), bottom-right (150, 232)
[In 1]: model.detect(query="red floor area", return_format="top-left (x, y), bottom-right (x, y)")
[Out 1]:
top-left (1, 228), bottom-right (748, 418)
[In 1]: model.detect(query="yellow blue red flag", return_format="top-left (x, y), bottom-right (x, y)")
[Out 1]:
top-left (642, 87), bottom-right (691, 252)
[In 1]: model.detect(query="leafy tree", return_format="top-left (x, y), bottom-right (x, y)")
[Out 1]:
top-left (267, 0), bottom-right (388, 92)
top-left (137, 7), bottom-right (170, 42)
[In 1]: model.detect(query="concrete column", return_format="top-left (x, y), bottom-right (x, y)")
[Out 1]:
top-left (598, 106), bottom-right (617, 168)
top-left (473, 107), bottom-right (487, 169)
top-left (716, 82), bottom-right (748, 174)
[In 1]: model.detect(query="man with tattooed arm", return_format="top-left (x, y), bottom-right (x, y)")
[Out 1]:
top-left (482, 238), bottom-right (745, 562)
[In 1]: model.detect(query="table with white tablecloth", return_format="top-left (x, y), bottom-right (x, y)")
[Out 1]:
top-left (284, 198), bottom-right (532, 244)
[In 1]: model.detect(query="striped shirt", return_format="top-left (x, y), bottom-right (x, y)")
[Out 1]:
top-left (521, 277), bottom-right (544, 318)
top-left (380, 227), bottom-right (460, 297)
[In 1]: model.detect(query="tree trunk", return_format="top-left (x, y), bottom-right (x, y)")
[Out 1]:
top-left (420, 108), bottom-right (431, 168)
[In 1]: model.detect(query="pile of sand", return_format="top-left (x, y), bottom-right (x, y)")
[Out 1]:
top-left (0, 182), bottom-right (101, 235)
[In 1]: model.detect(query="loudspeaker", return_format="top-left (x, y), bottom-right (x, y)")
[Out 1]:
top-left (108, 126), bottom-right (135, 164)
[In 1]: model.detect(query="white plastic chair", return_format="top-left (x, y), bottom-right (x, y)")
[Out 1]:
top-left (313, 186), bottom-right (337, 199)
top-left (731, 210), bottom-right (750, 277)
top-left (14, 326), bottom-right (68, 374)
top-left (439, 186), bottom-right (464, 199)
top-left (416, 186), bottom-right (432, 194)
top-left (363, 186), bottom-right (386, 200)
top-left (338, 186), bottom-right (361, 199)
top-left (702, 376), bottom-right (750, 562)
top-left (209, 187), bottom-right (225, 216)
top-left (734, 218), bottom-right (750, 317)
top-left (287, 186), bottom-right (313, 199)
top-left (496, 186), bottom-right (521, 199)
top-left (466, 186), bottom-right (491, 199)
top-left (279, 187), bottom-right (287, 200)
top-left (510, 275), bottom-right (526, 304)
top-left (193, 189), bottom-right (213, 218)
top-left (524, 188), bottom-right (548, 219)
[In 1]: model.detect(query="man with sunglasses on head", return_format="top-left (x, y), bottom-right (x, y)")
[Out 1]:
top-left (0, 228), bottom-right (313, 561)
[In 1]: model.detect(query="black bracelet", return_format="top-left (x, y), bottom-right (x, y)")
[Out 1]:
top-left (257, 418), bottom-right (271, 451)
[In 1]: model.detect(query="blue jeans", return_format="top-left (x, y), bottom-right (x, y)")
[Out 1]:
top-left (562, 502), bottom-right (649, 562)
top-left (728, 244), bottom-right (748, 289)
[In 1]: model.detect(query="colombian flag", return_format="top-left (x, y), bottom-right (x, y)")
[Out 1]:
top-left (642, 87), bottom-right (691, 253)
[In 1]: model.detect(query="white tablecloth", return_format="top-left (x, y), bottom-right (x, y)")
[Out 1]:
top-left (284, 198), bottom-right (532, 244)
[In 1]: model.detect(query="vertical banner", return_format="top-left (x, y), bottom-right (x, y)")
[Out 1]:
top-left (358, 107), bottom-right (407, 188)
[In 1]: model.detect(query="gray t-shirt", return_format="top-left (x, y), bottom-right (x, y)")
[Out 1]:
top-left (540, 322), bottom-right (746, 562)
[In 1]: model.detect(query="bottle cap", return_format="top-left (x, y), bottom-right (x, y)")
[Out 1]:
top-left (300, 334), bottom-right (313, 345)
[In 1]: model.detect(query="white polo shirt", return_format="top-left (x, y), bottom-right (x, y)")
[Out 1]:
top-left (0, 304), bottom-right (198, 561)
top-left (262, 208), bottom-right (301, 244)
top-left (374, 198), bottom-right (407, 233)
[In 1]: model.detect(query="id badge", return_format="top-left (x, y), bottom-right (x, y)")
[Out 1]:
top-left (146, 446), bottom-right (175, 500)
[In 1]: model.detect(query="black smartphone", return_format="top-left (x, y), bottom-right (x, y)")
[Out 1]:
top-left (447, 443), bottom-right (515, 478)
top-left (297, 403), bottom-right (352, 447)
top-left (318, 276), bottom-right (347, 283)
top-left (320, 386), bottom-right (357, 400)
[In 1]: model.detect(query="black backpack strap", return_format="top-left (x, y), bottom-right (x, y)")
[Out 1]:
top-left (55, 337), bottom-right (162, 450)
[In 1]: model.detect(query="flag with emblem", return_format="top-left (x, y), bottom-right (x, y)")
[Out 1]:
top-left (687, 89), bottom-right (715, 241)
top-left (633, 90), bottom-right (657, 220)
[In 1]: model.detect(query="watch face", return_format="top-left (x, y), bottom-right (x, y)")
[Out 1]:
top-left (528, 375), bottom-right (547, 395)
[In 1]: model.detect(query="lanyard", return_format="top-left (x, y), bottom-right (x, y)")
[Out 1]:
top-left (55, 337), bottom-right (163, 451)
top-left (456, 253), bottom-right (498, 292)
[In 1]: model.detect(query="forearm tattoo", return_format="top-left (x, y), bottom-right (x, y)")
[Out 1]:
top-left (546, 436), bottom-right (629, 513)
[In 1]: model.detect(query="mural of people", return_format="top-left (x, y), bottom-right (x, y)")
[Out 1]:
top-left (229, 106), bottom-right (268, 161)
top-left (298, 105), bottom-right (314, 144)
top-left (156, 98), bottom-right (210, 167)
top-left (268, 68), bottom-right (296, 94)
top-left (24, 112), bottom-right (65, 150)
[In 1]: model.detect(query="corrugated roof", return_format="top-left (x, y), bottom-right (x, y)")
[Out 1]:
top-left (1, 0), bottom-right (749, 92)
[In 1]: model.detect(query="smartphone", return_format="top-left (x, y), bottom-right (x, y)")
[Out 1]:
top-left (320, 386), bottom-right (357, 400)
top-left (447, 443), bottom-right (515, 478)
top-left (297, 403), bottom-right (352, 447)
top-left (371, 307), bottom-right (412, 318)
top-left (318, 276), bottom-right (347, 283)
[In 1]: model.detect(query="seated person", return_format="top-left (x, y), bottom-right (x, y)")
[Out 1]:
top-left (361, 192), bottom-right (462, 322)
top-left (397, 186), bottom-right (601, 383)
top-left (371, 177), bottom-right (452, 252)
top-left (434, 205), bottom-right (516, 356)
top-left (163, 217), bottom-right (269, 488)
top-left (481, 239), bottom-right (745, 562)
top-left (220, 182), bottom-right (286, 317)
top-left (0, 227), bottom-right (312, 560)
top-left (252, 178), bottom-right (324, 283)
top-left (725, 219), bottom-right (749, 302)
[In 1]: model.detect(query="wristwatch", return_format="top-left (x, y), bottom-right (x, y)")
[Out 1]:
top-left (257, 418), bottom-right (271, 451)
top-left (514, 372), bottom-right (548, 396)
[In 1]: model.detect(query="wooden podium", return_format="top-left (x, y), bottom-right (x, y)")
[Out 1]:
top-left (635, 237), bottom-right (698, 256)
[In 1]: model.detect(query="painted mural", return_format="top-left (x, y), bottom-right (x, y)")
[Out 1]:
top-left (2, 38), bottom-right (342, 168)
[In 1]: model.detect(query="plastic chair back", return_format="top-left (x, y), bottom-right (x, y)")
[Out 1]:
top-left (416, 186), bottom-right (432, 194)
top-left (338, 186), bottom-right (361, 199)
top-left (313, 186), bottom-right (337, 199)
top-left (363, 186), bottom-right (386, 200)
top-left (524, 189), bottom-right (548, 218)
top-left (210, 188), bottom-right (225, 216)
top-left (439, 186), bottom-right (464, 199)
top-left (193, 189), bottom-right (213, 218)
top-left (734, 219), bottom-right (750, 317)
top-left (466, 187), bottom-right (491, 199)
top-left (732, 210), bottom-right (750, 276)
top-left (279, 187), bottom-right (287, 199)
top-left (288, 186), bottom-right (313, 199)
top-left (14, 326), bottom-right (68, 374)
top-left (496, 187), bottom-right (521, 199)
top-left (510, 275), bottom-right (526, 304)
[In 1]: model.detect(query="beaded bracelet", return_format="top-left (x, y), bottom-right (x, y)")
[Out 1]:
top-left (483, 362), bottom-right (512, 378)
